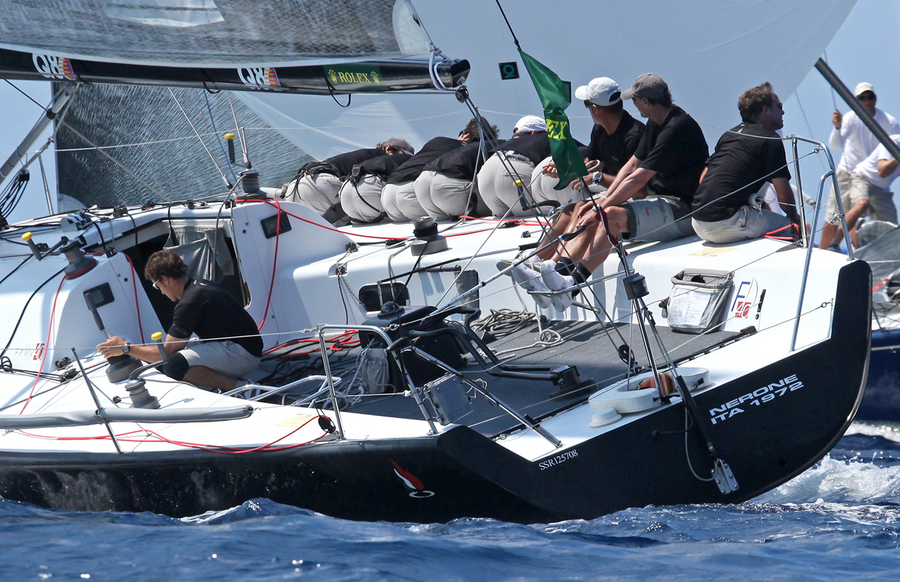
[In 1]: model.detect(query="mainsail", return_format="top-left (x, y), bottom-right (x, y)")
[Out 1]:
top-left (0, 0), bottom-right (860, 208)
top-left (240, 0), bottom-right (858, 159)
top-left (0, 0), bottom-right (468, 93)
top-left (0, 0), bottom-right (469, 208)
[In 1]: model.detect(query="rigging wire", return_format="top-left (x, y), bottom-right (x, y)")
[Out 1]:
top-left (203, 92), bottom-right (238, 184)
top-left (166, 88), bottom-right (231, 188)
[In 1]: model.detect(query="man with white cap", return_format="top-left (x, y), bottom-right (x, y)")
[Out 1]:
top-left (513, 77), bottom-right (646, 307)
top-left (477, 115), bottom-right (551, 217)
top-left (516, 73), bottom-right (707, 311)
top-left (533, 77), bottom-right (644, 204)
top-left (820, 82), bottom-right (900, 249)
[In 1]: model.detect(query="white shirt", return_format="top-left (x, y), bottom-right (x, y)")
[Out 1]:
top-left (852, 134), bottom-right (900, 189)
top-left (829, 108), bottom-right (900, 173)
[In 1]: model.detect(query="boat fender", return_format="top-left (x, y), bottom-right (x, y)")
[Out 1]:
top-left (162, 352), bottom-right (189, 381)
top-left (638, 372), bottom-right (676, 397)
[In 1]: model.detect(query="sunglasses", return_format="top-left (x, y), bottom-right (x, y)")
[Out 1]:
top-left (152, 279), bottom-right (161, 290)
top-left (858, 94), bottom-right (876, 101)
top-left (583, 100), bottom-right (594, 108)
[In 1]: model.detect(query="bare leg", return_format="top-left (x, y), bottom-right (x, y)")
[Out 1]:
top-left (581, 207), bottom-right (630, 273)
top-left (818, 223), bottom-right (839, 249)
top-left (184, 366), bottom-right (239, 392)
top-left (844, 199), bottom-right (870, 248)
top-left (534, 203), bottom-right (576, 260)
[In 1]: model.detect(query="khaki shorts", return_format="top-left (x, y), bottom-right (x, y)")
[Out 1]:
top-left (623, 196), bottom-right (695, 241)
top-left (826, 169), bottom-right (878, 222)
top-left (180, 340), bottom-right (261, 379)
top-left (692, 206), bottom-right (792, 244)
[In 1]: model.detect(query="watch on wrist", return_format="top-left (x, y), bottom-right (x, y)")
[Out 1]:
top-left (592, 171), bottom-right (604, 185)
top-left (122, 342), bottom-right (131, 355)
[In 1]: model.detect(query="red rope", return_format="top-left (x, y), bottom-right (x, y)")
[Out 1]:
top-left (20, 275), bottom-right (66, 414)
top-left (18, 415), bottom-right (331, 454)
top-left (256, 198), bottom-right (281, 332)
top-left (123, 253), bottom-right (146, 343)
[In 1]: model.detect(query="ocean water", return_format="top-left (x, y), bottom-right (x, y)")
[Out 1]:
top-left (2, 423), bottom-right (899, 581)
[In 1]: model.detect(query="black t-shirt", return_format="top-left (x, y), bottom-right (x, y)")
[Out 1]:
top-left (425, 141), bottom-right (498, 180)
top-left (354, 153), bottom-right (412, 180)
top-left (324, 148), bottom-right (385, 177)
top-left (388, 137), bottom-right (463, 184)
top-left (634, 106), bottom-right (708, 203)
top-left (169, 279), bottom-right (263, 357)
top-left (692, 123), bottom-right (791, 222)
top-left (498, 132), bottom-right (551, 164)
top-left (586, 111), bottom-right (645, 176)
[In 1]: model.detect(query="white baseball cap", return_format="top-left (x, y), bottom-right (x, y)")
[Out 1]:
top-left (513, 115), bottom-right (547, 134)
top-left (574, 77), bottom-right (622, 106)
top-left (855, 82), bottom-right (875, 97)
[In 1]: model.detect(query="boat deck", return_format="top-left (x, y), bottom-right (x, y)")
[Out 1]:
top-left (341, 319), bottom-right (740, 438)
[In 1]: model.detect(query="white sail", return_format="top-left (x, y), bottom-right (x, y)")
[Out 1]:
top-left (239, 0), bottom-right (857, 159)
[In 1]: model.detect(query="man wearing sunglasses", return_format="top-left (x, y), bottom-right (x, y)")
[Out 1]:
top-left (821, 82), bottom-right (900, 249)
top-left (98, 249), bottom-right (262, 393)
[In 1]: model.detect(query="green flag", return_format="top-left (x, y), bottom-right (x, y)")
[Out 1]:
top-left (518, 49), bottom-right (587, 190)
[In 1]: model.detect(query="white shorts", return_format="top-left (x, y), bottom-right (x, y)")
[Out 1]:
top-left (382, 181), bottom-right (428, 222)
top-left (180, 340), bottom-right (261, 379)
top-left (477, 153), bottom-right (537, 217)
top-left (826, 168), bottom-right (878, 223)
top-left (529, 156), bottom-right (585, 211)
top-left (340, 175), bottom-right (387, 223)
top-left (285, 173), bottom-right (343, 215)
top-left (430, 173), bottom-right (478, 218)
top-left (414, 170), bottom-right (450, 220)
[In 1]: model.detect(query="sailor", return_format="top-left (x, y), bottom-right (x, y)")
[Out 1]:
top-left (283, 138), bottom-right (413, 223)
top-left (339, 139), bottom-right (415, 223)
top-left (848, 133), bottom-right (900, 215)
top-left (381, 118), bottom-right (493, 222)
top-left (97, 249), bottom-right (263, 393)
top-left (532, 77), bottom-right (644, 208)
top-left (513, 73), bottom-right (708, 311)
top-left (414, 124), bottom-right (500, 220)
top-left (690, 82), bottom-right (803, 244)
top-left (528, 77), bottom-right (646, 270)
top-left (477, 115), bottom-right (550, 217)
top-left (820, 82), bottom-right (900, 249)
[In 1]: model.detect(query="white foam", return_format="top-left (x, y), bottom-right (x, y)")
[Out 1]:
top-left (756, 454), bottom-right (900, 506)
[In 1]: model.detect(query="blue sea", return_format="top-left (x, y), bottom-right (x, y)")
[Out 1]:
top-left (2, 423), bottom-right (899, 581)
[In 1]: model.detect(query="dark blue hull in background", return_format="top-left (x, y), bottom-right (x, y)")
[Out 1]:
top-left (862, 330), bottom-right (900, 421)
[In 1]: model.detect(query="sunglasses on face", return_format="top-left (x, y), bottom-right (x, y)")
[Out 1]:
top-left (152, 279), bottom-right (161, 290)
top-left (859, 94), bottom-right (876, 102)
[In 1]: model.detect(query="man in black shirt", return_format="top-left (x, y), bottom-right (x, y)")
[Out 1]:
top-left (534, 77), bottom-right (645, 260)
top-left (98, 249), bottom-right (263, 392)
top-left (284, 138), bottom-right (414, 222)
top-left (382, 118), bottom-right (493, 222)
top-left (692, 82), bottom-right (801, 243)
top-left (339, 150), bottom-right (413, 223)
top-left (416, 124), bottom-right (500, 220)
top-left (477, 115), bottom-right (551, 217)
top-left (516, 74), bottom-right (707, 311)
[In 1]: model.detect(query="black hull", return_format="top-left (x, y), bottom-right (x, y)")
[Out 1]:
top-left (0, 262), bottom-right (870, 522)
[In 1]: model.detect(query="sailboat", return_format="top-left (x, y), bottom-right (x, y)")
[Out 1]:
top-left (0, 0), bottom-right (869, 522)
